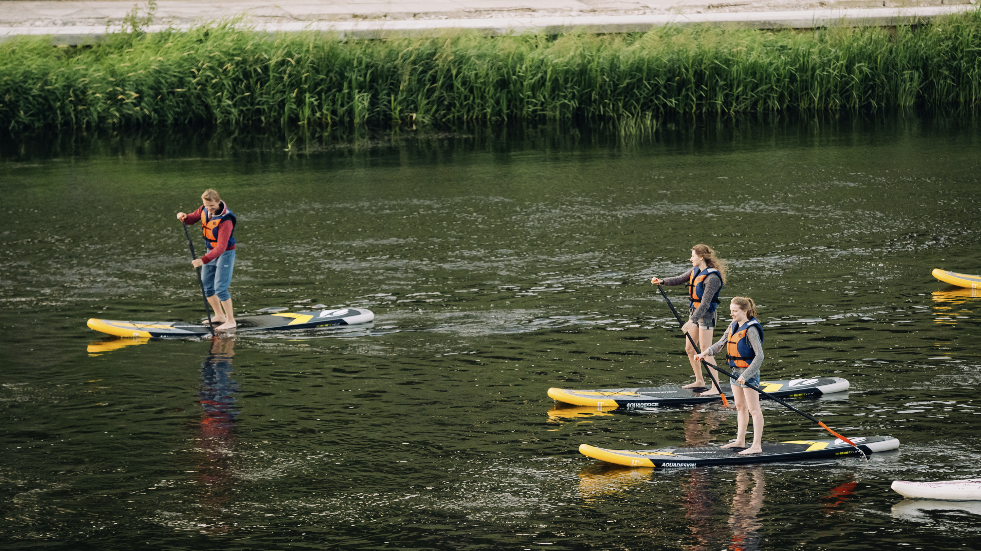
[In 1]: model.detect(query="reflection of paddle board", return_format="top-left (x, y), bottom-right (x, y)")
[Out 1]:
top-left (87, 308), bottom-right (374, 338)
top-left (579, 436), bottom-right (899, 468)
top-left (548, 377), bottom-right (849, 410)
top-left (578, 464), bottom-right (652, 499)
top-left (87, 337), bottom-right (150, 356)
top-left (932, 269), bottom-right (981, 289)
top-left (546, 406), bottom-right (614, 421)
top-left (891, 479), bottom-right (981, 501)
top-left (932, 288), bottom-right (981, 304)
top-left (892, 499), bottom-right (981, 519)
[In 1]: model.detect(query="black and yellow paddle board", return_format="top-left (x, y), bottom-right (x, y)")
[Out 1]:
top-left (548, 377), bottom-right (848, 410)
top-left (580, 436), bottom-right (899, 468)
top-left (87, 308), bottom-right (374, 338)
top-left (932, 269), bottom-right (981, 289)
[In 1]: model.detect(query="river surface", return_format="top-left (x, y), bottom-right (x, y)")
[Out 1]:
top-left (2, 113), bottom-right (981, 550)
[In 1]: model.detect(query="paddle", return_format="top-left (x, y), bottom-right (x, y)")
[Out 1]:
top-left (654, 283), bottom-right (730, 407)
top-left (180, 220), bottom-right (216, 338)
top-left (656, 283), bottom-right (867, 461)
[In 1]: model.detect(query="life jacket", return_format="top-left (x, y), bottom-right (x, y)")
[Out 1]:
top-left (688, 267), bottom-right (722, 311)
top-left (201, 202), bottom-right (237, 251)
top-left (726, 318), bottom-right (764, 368)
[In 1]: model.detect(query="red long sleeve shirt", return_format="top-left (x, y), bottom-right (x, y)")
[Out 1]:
top-left (184, 206), bottom-right (236, 264)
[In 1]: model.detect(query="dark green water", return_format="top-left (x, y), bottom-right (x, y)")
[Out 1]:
top-left (2, 114), bottom-right (981, 550)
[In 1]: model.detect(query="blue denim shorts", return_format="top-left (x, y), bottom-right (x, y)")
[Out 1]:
top-left (202, 249), bottom-right (236, 301)
top-left (729, 368), bottom-right (760, 389)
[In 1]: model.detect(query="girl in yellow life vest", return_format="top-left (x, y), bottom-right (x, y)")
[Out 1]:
top-left (651, 244), bottom-right (728, 396)
top-left (695, 297), bottom-right (765, 455)
top-left (177, 189), bottom-right (238, 332)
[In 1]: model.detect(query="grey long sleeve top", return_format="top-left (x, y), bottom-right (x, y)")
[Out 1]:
top-left (660, 268), bottom-right (723, 325)
top-left (703, 322), bottom-right (764, 382)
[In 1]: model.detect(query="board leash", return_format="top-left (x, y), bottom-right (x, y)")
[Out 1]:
top-left (655, 283), bottom-right (730, 407)
top-left (180, 220), bottom-right (216, 338)
top-left (656, 284), bottom-right (867, 462)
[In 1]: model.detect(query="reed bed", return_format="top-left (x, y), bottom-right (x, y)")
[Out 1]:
top-left (2, 10), bottom-right (980, 132)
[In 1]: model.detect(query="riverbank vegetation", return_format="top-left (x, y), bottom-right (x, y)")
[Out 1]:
top-left (2, 9), bottom-right (980, 132)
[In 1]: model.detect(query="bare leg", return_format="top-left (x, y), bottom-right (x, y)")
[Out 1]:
top-left (206, 294), bottom-right (226, 324)
top-left (682, 324), bottom-right (706, 389)
top-left (697, 326), bottom-right (719, 396)
top-left (738, 389), bottom-right (764, 455)
top-left (722, 386), bottom-right (749, 449)
top-left (215, 298), bottom-right (236, 331)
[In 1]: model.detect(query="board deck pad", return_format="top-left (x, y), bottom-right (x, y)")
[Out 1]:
top-left (580, 436), bottom-right (899, 468)
top-left (548, 377), bottom-right (849, 410)
top-left (932, 268), bottom-right (981, 289)
top-left (88, 308), bottom-right (374, 338)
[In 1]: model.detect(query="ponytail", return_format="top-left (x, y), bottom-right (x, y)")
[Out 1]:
top-left (731, 297), bottom-right (758, 320)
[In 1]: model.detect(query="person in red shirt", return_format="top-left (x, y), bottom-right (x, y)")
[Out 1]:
top-left (177, 189), bottom-right (238, 331)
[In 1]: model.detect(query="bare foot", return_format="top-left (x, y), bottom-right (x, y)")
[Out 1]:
top-left (682, 381), bottom-right (706, 389)
top-left (203, 317), bottom-right (226, 325)
top-left (215, 321), bottom-right (237, 332)
top-left (721, 441), bottom-right (745, 449)
top-left (738, 446), bottom-right (763, 455)
top-left (698, 389), bottom-right (720, 397)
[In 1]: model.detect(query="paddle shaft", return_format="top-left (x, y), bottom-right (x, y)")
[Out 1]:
top-left (656, 283), bottom-right (866, 459)
top-left (655, 283), bottom-right (728, 406)
top-left (710, 362), bottom-right (866, 459)
top-left (180, 220), bottom-right (216, 338)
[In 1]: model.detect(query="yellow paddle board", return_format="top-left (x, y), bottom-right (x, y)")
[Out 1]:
top-left (932, 269), bottom-right (981, 289)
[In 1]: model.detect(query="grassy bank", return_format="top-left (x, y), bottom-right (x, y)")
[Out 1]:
top-left (2, 10), bottom-right (981, 132)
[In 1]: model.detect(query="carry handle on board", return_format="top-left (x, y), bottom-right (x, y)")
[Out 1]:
top-left (655, 284), bottom-right (867, 461)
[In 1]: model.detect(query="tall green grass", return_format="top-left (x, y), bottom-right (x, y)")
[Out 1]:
top-left (2, 10), bottom-right (980, 132)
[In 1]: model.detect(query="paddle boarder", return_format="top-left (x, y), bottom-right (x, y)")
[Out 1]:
top-left (651, 244), bottom-right (728, 395)
top-left (177, 189), bottom-right (238, 332)
top-left (695, 297), bottom-right (765, 455)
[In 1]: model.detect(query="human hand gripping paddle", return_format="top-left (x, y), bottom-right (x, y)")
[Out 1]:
top-left (653, 282), bottom-right (730, 407)
top-left (179, 219), bottom-right (216, 338)
top-left (655, 283), bottom-right (868, 460)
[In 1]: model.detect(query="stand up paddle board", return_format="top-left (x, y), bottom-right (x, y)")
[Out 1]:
top-left (891, 479), bottom-right (981, 501)
top-left (932, 269), bottom-right (981, 289)
top-left (87, 308), bottom-right (374, 338)
top-left (580, 436), bottom-right (899, 468)
top-left (548, 377), bottom-right (849, 410)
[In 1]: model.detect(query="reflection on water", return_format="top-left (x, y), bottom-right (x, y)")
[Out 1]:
top-left (932, 288), bottom-right (980, 326)
top-left (189, 337), bottom-right (240, 534)
top-left (578, 462), bottom-right (768, 550)
top-left (86, 337), bottom-right (150, 356)
top-left (821, 479), bottom-right (858, 513)
top-left (545, 404), bottom-right (614, 422)
top-left (576, 463), bottom-right (654, 500)
top-left (726, 467), bottom-right (766, 551)
top-left (684, 407), bottom-right (729, 448)
top-left (892, 499), bottom-right (981, 522)
top-left (932, 288), bottom-right (981, 302)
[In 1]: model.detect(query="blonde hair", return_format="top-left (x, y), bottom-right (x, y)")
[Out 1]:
top-left (692, 244), bottom-right (728, 284)
top-left (731, 297), bottom-right (758, 320)
top-left (201, 189), bottom-right (221, 202)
